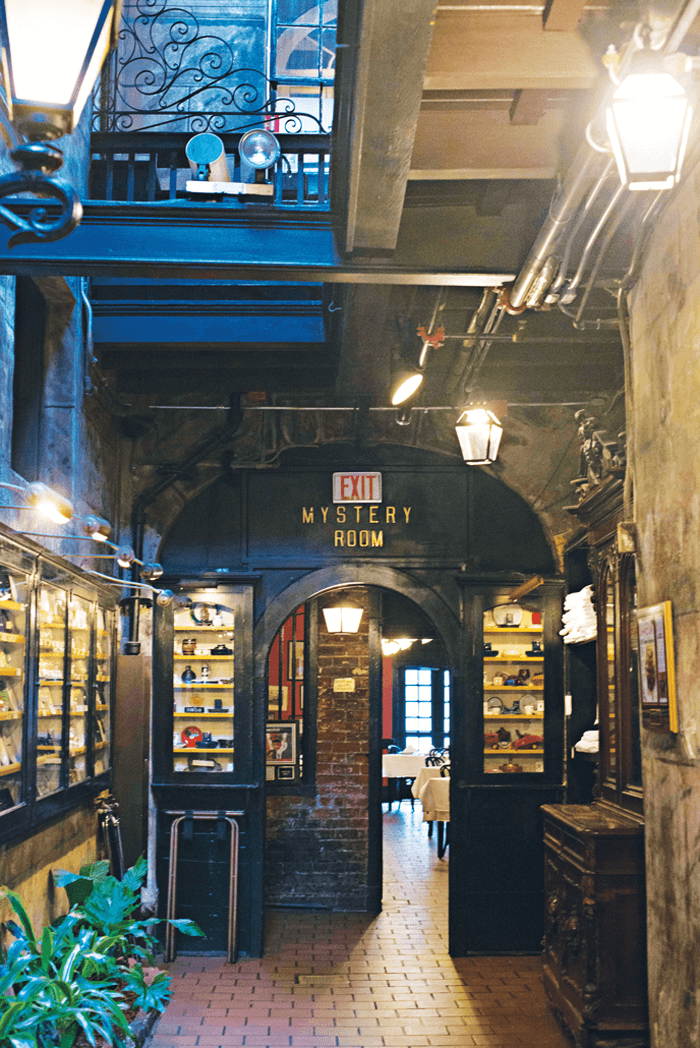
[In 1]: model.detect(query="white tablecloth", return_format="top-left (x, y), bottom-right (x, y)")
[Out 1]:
top-left (411, 765), bottom-right (446, 798)
top-left (382, 753), bottom-right (426, 778)
top-left (418, 775), bottom-right (450, 822)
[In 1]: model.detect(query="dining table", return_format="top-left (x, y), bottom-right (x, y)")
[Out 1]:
top-left (381, 752), bottom-right (427, 808)
top-left (413, 768), bottom-right (450, 858)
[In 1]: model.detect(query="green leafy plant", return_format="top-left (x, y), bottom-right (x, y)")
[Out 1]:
top-left (0, 858), bottom-right (204, 1048)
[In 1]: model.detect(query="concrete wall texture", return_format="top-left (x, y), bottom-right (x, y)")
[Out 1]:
top-left (630, 156), bottom-right (700, 1048)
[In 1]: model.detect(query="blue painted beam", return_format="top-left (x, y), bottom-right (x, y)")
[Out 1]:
top-left (93, 312), bottom-right (326, 344)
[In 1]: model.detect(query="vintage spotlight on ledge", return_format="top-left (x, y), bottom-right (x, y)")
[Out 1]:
top-left (606, 48), bottom-right (693, 191)
top-left (0, 0), bottom-right (120, 246)
top-left (455, 405), bottom-right (504, 465)
top-left (322, 603), bottom-right (364, 635)
top-left (0, 480), bottom-right (74, 522)
top-left (185, 128), bottom-right (280, 200)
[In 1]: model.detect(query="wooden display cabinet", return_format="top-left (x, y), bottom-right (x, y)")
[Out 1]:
top-left (543, 473), bottom-right (647, 1047)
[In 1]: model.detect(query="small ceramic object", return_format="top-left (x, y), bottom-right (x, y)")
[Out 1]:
top-left (200, 663), bottom-right (211, 679)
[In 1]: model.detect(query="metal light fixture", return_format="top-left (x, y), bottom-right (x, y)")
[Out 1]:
top-left (25, 482), bottom-right (73, 523)
top-left (606, 50), bottom-right (693, 191)
top-left (390, 368), bottom-right (423, 406)
top-left (140, 562), bottom-right (164, 581)
top-left (0, 0), bottom-right (120, 245)
top-left (455, 407), bottom-right (503, 465)
top-left (80, 513), bottom-right (111, 542)
top-left (238, 128), bottom-right (281, 183)
top-left (322, 603), bottom-right (364, 634)
top-left (115, 544), bottom-right (136, 568)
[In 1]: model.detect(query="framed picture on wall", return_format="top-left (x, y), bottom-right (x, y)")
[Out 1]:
top-left (287, 642), bottom-right (304, 681)
top-left (266, 722), bottom-right (297, 764)
top-left (637, 601), bottom-right (678, 732)
top-left (268, 685), bottom-right (289, 716)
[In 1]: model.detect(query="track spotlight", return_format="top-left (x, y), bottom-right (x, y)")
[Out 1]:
top-left (140, 562), bottom-right (164, 581)
top-left (115, 545), bottom-right (137, 568)
top-left (81, 514), bottom-right (111, 542)
top-left (25, 482), bottom-right (73, 523)
top-left (390, 368), bottom-right (423, 406)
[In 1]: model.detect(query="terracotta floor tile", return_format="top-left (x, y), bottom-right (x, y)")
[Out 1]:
top-left (147, 809), bottom-right (569, 1048)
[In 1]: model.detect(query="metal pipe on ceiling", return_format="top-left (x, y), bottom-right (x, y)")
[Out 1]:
top-left (507, 0), bottom-right (700, 311)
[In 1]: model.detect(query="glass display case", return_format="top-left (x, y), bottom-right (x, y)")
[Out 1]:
top-left (172, 598), bottom-right (235, 775)
top-left (0, 569), bottom-right (29, 812)
top-left (483, 598), bottom-right (546, 774)
top-left (0, 525), bottom-right (117, 841)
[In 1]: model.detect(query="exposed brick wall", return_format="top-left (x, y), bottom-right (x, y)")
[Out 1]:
top-left (265, 588), bottom-right (371, 909)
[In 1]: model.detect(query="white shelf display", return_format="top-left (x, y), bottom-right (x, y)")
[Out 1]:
top-left (172, 601), bottom-right (235, 774)
top-left (0, 576), bottom-right (29, 812)
top-left (37, 584), bottom-right (67, 797)
top-left (68, 594), bottom-right (91, 785)
top-left (483, 602), bottom-right (545, 774)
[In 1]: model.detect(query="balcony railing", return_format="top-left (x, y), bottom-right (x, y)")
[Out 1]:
top-left (88, 132), bottom-right (331, 210)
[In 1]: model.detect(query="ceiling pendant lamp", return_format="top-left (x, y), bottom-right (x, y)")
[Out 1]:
top-left (455, 407), bottom-right (503, 465)
top-left (322, 603), bottom-right (363, 634)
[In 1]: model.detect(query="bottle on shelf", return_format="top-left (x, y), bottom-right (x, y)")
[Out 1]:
top-left (181, 665), bottom-right (196, 683)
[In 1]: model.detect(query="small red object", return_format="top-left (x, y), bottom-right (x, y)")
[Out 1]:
top-left (181, 726), bottom-right (203, 748)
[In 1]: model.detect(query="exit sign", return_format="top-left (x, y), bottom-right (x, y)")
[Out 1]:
top-left (333, 472), bottom-right (382, 503)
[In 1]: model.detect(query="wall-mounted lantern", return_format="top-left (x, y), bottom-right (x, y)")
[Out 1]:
top-left (455, 406), bottom-right (503, 465)
top-left (322, 603), bottom-right (364, 635)
top-left (0, 0), bottom-right (120, 245)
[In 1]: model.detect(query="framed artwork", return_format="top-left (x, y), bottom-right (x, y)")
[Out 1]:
top-left (637, 601), bottom-right (678, 732)
top-left (287, 641), bottom-right (304, 681)
top-left (266, 722), bottom-right (297, 764)
top-left (268, 685), bottom-right (289, 715)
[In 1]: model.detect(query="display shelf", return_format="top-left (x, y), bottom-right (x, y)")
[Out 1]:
top-left (173, 654), bottom-right (233, 661)
top-left (95, 704), bottom-right (109, 711)
top-left (0, 712), bottom-right (22, 721)
top-left (484, 684), bottom-right (543, 691)
top-left (38, 711), bottom-right (60, 717)
top-left (174, 626), bottom-right (233, 632)
top-left (484, 747), bottom-right (544, 755)
top-left (174, 711), bottom-right (232, 718)
top-left (0, 633), bottom-right (25, 645)
top-left (0, 761), bottom-right (21, 776)
top-left (0, 668), bottom-right (22, 678)
top-left (95, 675), bottom-right (110, 682)
top-left (0, 601), bottom-right (23, 612)
top-left (41, 621), bottom-right (65, 629)
top-left (484, 656), bottom-right (543, 662)
top-left (484, 626), bottom-right (542, 633)
top-left (175, 683), bottom-right (231, 690)
top-left (484, 714), bottom-right (543, 721)
top-left (38, 679), bottom-right (64, 685)
top-left (173, 747), bottom-right (234, 754)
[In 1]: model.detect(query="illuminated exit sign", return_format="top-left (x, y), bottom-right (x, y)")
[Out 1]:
top-left (333, 472), bottom-right (382, 503)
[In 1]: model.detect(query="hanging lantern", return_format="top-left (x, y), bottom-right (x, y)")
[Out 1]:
top-left (606, 51), bottom-right (692, 191)
top-left (322, 604), bottom-right (363, 634)
top-left (455, 407), bottom-right (503, 465)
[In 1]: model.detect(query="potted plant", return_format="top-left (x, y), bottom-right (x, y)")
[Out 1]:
top-left (0, 857), bottom-right (203, 1048)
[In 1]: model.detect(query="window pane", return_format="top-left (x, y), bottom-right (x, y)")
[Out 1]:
top-left (405, 669), bottom-right (419, 685)
top-left (405, 702), bottom-right (419, 718)
top-left (406, 719), bottom-right (423, 733)
top-left (418, 669), bottom-right (432, 685)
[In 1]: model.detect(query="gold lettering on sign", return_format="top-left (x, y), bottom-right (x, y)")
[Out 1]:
top-left (336, 506), bottom-right (346, 523)
top-left (385, 506), bottom-right (395, 523)
top-left (403, 507), bottom-right (411, 523)
top-left (369, 506), bottom-right (378, 524)
top-left (334, 531), bottom-right (344, 546)
top-left (354, 505), bottom-right (362, 523)
top-left (359, 530), bottom-right (369, 547)
top-left (372, 531), bottom-right (384, 547)
top-left (347, 531), bottom-right (357, 547)
top-left (302, 507), bottom-right (314, 524)
top-left (320, 506), bottom-right (329, 523)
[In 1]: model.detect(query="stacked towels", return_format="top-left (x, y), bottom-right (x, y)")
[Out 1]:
top-left (560, 585), bottom-right (597, 644)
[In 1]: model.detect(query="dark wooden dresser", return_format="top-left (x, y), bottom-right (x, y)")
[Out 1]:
top-left (542, 803), bottom-right (648, 1048)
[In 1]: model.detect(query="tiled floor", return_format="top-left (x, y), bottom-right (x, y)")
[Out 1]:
top-left (148, 804), bottom-right (570, 1048)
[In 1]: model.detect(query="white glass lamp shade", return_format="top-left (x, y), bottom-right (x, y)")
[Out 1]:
top-left (239, 129), bottom-right (281, 168)
top-left (81, 513), bottom-right (111, 541)
top-left (322, 605), bottom-right (364, 634)
top-left (390, 369), bottom-right (423, 406)
top-left (606, 69), bottom-right (692, 191)
top-left (455, 408), bottom-right (503, 464)
top-left (26, 482), bottom-right (73, 523)
top-left (0, 0), bottom-right (117, 137)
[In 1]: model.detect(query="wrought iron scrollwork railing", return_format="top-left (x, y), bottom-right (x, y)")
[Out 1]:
top-left (92, 0), bottom-right (333, 136)
top-left (88, 131), bottom-right (331, 209)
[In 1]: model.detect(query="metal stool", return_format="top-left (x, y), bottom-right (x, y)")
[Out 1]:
top-left (164, 809), bottom-right (243, 963)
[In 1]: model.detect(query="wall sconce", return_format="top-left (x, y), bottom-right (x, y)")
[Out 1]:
top-left (322, 603), bottom-right (363, 634)
top-left (455, 406), bottom-right (503, 465)
top-left (606, 50), bottom-right (693, 191)
top-left (0, 0), bottom-right (119, 245)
